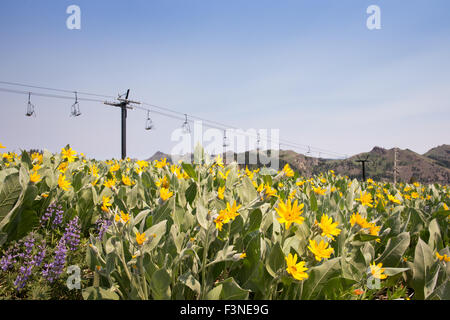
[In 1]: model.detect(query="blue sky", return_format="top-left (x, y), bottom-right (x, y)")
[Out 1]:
top-left (0, 0), bottom-right (449, 160)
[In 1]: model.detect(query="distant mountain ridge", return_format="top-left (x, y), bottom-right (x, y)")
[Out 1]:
top-left (147, 145), bottom-right (450, 184)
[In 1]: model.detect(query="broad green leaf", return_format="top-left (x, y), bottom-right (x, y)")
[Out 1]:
top-left (195, 204), bottom-right (209, 230)
top-left (219, 277), bottom-right (250, 300)
top-left (206, 285), bottom-right (222, 300)
top-left (301, 257), bottom-right (341, 300)
top-left (383, 267), bottom-right (410, 276)
top-left (0, 172), bottom-right (21, 222)
top-left (178, 271), bottom-right (201, 296)
top-left (181, 163), bottom-right (197, 181)
top-left (428, 219), bottom-right (443, 251)
top-left (265, 242), bottom-right (285, 278)
top-left (376, 232), bottom-right (410, 267)
top-left (245, 209), bottom-right (262, 235)
top-left (150, 268), bottom-right (171, 300)
top-left (143, 220), bottom-right (167, 251)
top-left (310, 192), bottom-right (318, 212)
top-left (185, 182), bottom-right (197, 205)
top-left (412, 238), bottom-right (437, 300)
top-left (82, 287), bottom-right (120, 300)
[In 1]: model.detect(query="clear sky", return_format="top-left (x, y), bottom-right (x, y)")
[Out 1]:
top-left (0, 0), bottom-right (449, 160)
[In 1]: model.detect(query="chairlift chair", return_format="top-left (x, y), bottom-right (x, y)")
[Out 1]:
top-left (145, 110), bottom-right (154, 130)
top-left (70, 92), bottom-right (81, 117)
top-left (182, 114), bottom-right (190, 134)
top-left (26, 92), bottom-right (36, 117)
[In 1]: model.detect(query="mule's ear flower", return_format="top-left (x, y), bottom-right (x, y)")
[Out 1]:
top-left (160, 187), bottom-right (174, 201)
top-left (285, 253), bottom-right (308, 281)
top-left (275, 199), bottom-right (304, 230)
top-left (58, 174), bottom-right (71, 191)
top-left (307, 239), bottom-right (334, 262)
top-left (318, 214), bottom-right (341, 241)
top-left (217, 186), bottom-right (225, 200)
top-left (0, 143), bottom-right (6, 149)
top-left (369, 262), bottom-right (387, 279)
top-left (282, 164), bottom-right (294, 177)
top-left (29, 171), bottom-right (42, 183)
top-left (136, 232), bottom-right (147, 245)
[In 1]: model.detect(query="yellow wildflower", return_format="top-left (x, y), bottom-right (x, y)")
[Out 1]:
top-left (436, 252), bottom-right (450, 262)
top-left (387, 194), bottom-right (401, 204)
top-left (103, 178), bottom-right (116, 189)
top-left (136, 232), bottom-right (147, 245)
top-left (61, 147), bottom-right (77, 163)
top-left (101, 196), bottom-right (113, 212)
top-left (218, 169), bottom-right (231, 180)
top-left (109, 163), bottom-right (120, 173)
top-left (313, 186), bottom-right (326, 196)
top-left (156, 176), bottom-right (170, 189)
top-left (217, 186), bottom-right (225, 200)
top-left (215, 154), bottom-right (224, 168)
top-left (58, 161), bottom-right (69, 173)
top-left (122, 175), bottom-right (133, 186)
top-left (296, 180), bottom-right (306, 187)
top-left (369, 262), bottom-right (387, 279)
top-left (355, 191), bottom-right (373, 207)
top-left (160, 187), bottom-right (173, 201)
top-left (275, 199), bottom-right (304, 230)
top-left (29, 171), bottom-right (41, 183)
top-left (308, 239), bottom-right (334, 262)
top-left (282, 163), bottom-right (295, 177)
top-left (318, 214), bottom-right (341, 240)
top-left (155, 158), bottom-right (168, 169)
top-left (58, 174), bottom-right (71, 191)
top-left (285, 253), bottom-right (308, 281)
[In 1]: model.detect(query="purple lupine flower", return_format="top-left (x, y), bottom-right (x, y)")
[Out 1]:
top-left (13, 235), bottom-right (36, 291)
top-left (96, 217), bottom-right (112, 240)
top-left (62, 216), bottom-right (80, 251)
top-left (32, 241), bottom-right (46, 267)
top-left (40, 203), bottom-right (55, 226)
top-left (42, 238), bottom-right (67, 283)
top-left (14, 264), bottom-right (34, 290)
top-left (1, 241), bottom-right (22, 271)
top-left (52, 205), bottom-right (64, 229)
top-left (0, 252), bottom-right (15, 271)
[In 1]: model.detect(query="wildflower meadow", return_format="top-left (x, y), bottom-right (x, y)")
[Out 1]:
top-left (0, 144), bottom-right (448, 300)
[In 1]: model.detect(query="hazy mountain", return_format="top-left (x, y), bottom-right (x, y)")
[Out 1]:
top-left (423, 144), bottom-right (450, 169)
top-left (148, 145), bottom-right (450, 184)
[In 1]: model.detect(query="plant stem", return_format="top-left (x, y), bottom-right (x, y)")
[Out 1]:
top-left (200, 228), bottom-right (210, 300)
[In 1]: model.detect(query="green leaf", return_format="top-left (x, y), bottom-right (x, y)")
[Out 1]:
top-left (353, 232), bottom-right (380, 242)
top-left (0, 172), bottom-right (21, 222)
top-left (82, 286), bottom-right (120, 300)
top-left (181, 163), bottom-right (197, 181)
top-left (412, 238), bottom-right (437, 300)
top-left (265, 242), bottom-right (285, 278)
top-left (195, 204), bottom-right (209, 230)
top-left (301, 257), bottom-right (341, 300)
top-left (310, 192), bottom-right (318, 212)
top-left (178, 271), bottom-right (201, 296)
top-left (376, 232), bottom-right (410, 267)
top-left (150, 268), bottom-right (171, 300)
top-left (246, 209), bottom-right (262, 235)
top-left (143, 220), bottom-right (167, 251)
top-left (428, 219), bottom-right (443, 251)
top-left (238, 176), bottom-right (258, 204)
top-left (185, 182), bottom-right (197, 205)
top-left (219, 277), bottom-right (250, 300)
top-left (206, 285), bottom-right (222, 300)
top-left (383, 267), bottom-right (410, 276)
